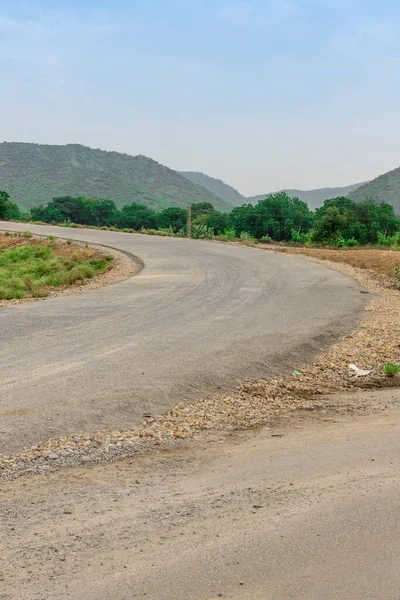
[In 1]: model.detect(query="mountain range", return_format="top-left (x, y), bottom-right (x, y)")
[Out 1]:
top-left (0, 141), bottom-right (398, 214)
top-left (0, 143), bottom-right (231, 212)
top-left (348, 167), bottom-right (400, 211)
top-left (179, 171), bottom-right (369, 210)
top-left (247, 183), bottom-right (368, 210)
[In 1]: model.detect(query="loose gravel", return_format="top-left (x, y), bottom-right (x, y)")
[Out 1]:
top-left (1, 249), bottom-right (399, 480)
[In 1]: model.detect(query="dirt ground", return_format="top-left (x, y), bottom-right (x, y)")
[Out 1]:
top-left (1, 239), bottom-right (400, 598)
top-left (2, 389), bottom-right (400, 600)
top-left (269, 244), bottom-right (400, 280)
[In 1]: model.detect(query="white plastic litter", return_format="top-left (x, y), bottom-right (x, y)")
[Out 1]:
top-left (348, 364), bottom-right (373, 377)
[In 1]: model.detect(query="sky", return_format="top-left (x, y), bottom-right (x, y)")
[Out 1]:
top-left (0, 1), bottom-right (400, 195)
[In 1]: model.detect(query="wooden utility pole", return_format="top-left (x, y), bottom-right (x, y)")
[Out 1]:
top-left (186, 204), bottom-right (192, 238)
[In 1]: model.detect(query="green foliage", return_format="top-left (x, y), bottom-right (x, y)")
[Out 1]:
top-left (191, 202), bottom-right (215, 219)
top-left (117, 202), bottom-right (158, 230)
top-left (341, 238), bottom-right (359, 247)
top-left (217, 229), bottom-right (237, 242)
top-left (239, 231), bottom-right (257, 246)
top-left (383, 363), bottom-right (400, 377)
top-left (229, 193), bottom-right (313, 241)
top-left (203, 210), bottom-right (229, 234)
top-left (158, 207), bottom-right (187, 233)
top-left (260, 234), bottom-right (273, 243)
top-left (290, 229), bottom-right (312, 244)
top-left (0, 190), bottom-right (20, 221)
top-left (191, 224), bottom-right (214, 239)
top-left (0, 242), bottom-right (111, 300)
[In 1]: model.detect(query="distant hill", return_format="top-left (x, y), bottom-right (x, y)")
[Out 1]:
top-left (179, 171), bottom-right (246, 206)
top-left (248, 183), bottom-right (367, 210)
top-left (348, 167), bottom-right (400, 212)
top-left (0, 143), bottom-right (232, 212)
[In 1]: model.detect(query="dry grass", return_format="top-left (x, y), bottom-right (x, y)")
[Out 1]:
top-left (273, 246), bottom-right (400, 279)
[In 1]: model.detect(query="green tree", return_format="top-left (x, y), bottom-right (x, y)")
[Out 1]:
top-left (204, 210), bottom-right (229, 234)
top-left (312, 206), bottom-right (348, 242)
top-left (191, 202), bottom-right (215, 220)
top-left (0, 190), bottom-right (13, 220)
top-left (158, 207), bottom-right (187, 232)
top-left (118, 203), bottom-right (158, 230)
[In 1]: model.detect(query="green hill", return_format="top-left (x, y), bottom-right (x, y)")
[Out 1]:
top-left (179, 171), bottom-right (246, 206)
top-left (0, 142), bottom-right (232, 212)
top-left (349, 167), bottom-right (400, 212)
top-left (248, 183), bottom-right (367, 210)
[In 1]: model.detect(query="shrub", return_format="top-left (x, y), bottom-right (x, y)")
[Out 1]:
top-left (377, 231), bottom-right (398, 246)
top-left (260, 234), bottom-right (273, 243)
top-left (217, 229), bottom-right (237, 242)
top-left (383, 363), bottom-right (400, 377)
top-left (290, 229), bottom-right (312, 244)
top-left (239, 231), bottom-right (257, 246)
top-left (191, 224), bottom-right (214, 239)
top-left (342, 238), bottom-right (359, 247)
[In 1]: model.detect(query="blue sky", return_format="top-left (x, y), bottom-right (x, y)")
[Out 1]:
top-left (1, 1), bottom-right (400, 194)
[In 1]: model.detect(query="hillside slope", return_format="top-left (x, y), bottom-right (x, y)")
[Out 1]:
top-left (179, 171), bottom-right (246, 206)
top-left (249, 183), bottom-right (366, 210)
top-left (0, 143), bottom-right (232, 212)
top-left (349, 168), bottom-right (400, 212)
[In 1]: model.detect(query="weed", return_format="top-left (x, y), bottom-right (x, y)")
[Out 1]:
top-left (383, 363), bottom-right (400, 377)
top-left (22, 231), bottom-right (32, 239)
top-left (260, 234), bottom-right (273, 243)
top-left (66, 239), bottom-right (72, 245)
top-left (239, 231), bottom-right (257, 246)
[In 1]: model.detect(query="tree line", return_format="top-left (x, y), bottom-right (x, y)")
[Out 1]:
top-left (1, 191), bottom-right (400, 246)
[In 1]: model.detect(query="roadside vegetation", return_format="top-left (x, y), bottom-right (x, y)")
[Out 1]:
top-left (2, 191), bottom-right (398, 248)
top-left (0, 233), bottom-right (113, 300)
top-left (2, 188), bottom-right (400, 286)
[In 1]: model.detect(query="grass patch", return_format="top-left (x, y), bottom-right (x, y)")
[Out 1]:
top-left (383, 363), bottom-right (400, 377)
top-left (0, 238), bottom-right (112, 300)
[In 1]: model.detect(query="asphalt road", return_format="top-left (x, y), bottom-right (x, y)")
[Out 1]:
top-left (0, 222), bottom-right (366, 453)
top-left (2, 395), bottom-right (400, 599)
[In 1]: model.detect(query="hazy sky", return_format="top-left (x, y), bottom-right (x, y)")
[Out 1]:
top-left (1, 1), bottom-right (399, 195)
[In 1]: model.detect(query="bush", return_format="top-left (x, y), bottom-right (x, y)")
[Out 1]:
top-left (216, 229), bottom-right (237, 242)
top-left (239, 231), bottom-right (257, 246)
top-left (290, 229), bottom-right (312, 244)
top-left (342, 238), bottom-right (359, 247)
top-left (191, 224), bottom-right (214, 239)
top-left (377, 231), bottom-right (398, 246)
top-left (260, 234), bottom-right (273, 243)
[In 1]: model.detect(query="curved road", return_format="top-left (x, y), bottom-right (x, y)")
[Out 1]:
top-left (0, 222), bottom-right (366, 453)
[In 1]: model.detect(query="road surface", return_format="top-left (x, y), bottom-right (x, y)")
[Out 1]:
top-left (0, 222), bottom-right (366, 453)
top-left (2, 393), bottom-right (400, 599)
